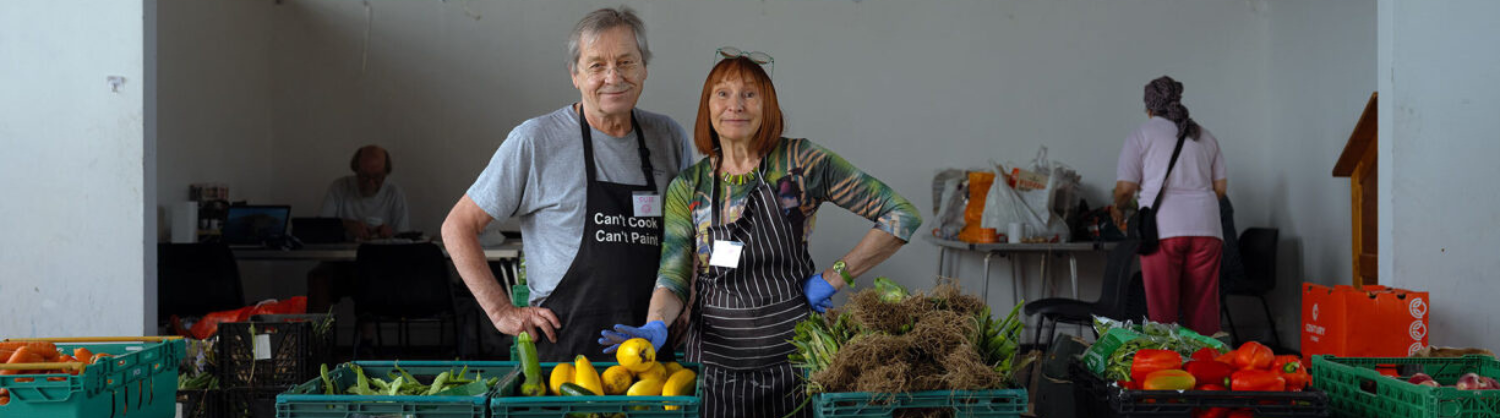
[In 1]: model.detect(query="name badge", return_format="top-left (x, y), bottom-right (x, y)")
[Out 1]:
top-left (709, 240), bottom-right (744, 269)
top-left (633, 192), bottom-right (662, 218)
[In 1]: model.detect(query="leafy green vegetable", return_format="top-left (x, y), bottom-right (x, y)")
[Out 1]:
top-left (873, 277), bottom-right (909, 303)
top-left (975, 300), bottom-right (1028, 383)
top-left (315, 363), bottom-right (496, 397)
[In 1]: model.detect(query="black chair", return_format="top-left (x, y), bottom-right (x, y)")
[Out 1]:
top-left (1023, 240), bottom-right (1149, 350)
top-left (1221, 227), bottom-right (1282, 348)
top-left (352, 243), bottom-right (458, 358)
top-left (158, 243), bottom-right (245, 322)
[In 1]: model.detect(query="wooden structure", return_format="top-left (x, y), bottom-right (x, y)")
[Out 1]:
top-left (1333, 92), bottom-right (1378, 287)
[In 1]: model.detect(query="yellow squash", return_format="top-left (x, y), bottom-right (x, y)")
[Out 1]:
top-left (637, 362), bottom-right (667, 382)
top-left (626, 378), bottom-right (664, 396)
top-left (601, 365), bottom-right (633, 395)
top-left (548, 363), bottom-right (575, 396)
top-left (616, 338), bottom-right (657, 373)
top-left (663, 362), bottom-right (685, 377)
top-left (573, 355), bottom-right (604, 395)
top-left (663, 369), bottom-right (697, 410)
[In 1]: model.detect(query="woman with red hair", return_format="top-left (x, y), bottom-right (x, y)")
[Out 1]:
top-left (600, 53), bottom-right (922, 417)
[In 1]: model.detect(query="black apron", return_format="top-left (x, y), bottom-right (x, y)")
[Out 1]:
top-left (535, 108), bottom-right (663, 362)
top-left (686, 167), bottom-right (815, 418)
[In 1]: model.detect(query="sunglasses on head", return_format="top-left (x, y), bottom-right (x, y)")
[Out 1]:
top-left (716, 46), bottom-right (774, 76)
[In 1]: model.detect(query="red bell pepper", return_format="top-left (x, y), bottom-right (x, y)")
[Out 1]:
top-left (1192, 407), bottom-right (1230, 418)
top-left (1228, 410), bottom-right (1255, 418)
top-left (1232, 341), bottom-right (1274, 370)
top-left (1196, 383), bottom-right (1228, 391)
top-left (1273, 355), bottom-right (1311, 391)
top-left (1191, 347), bottom-right (1222, 362)
top-left (1215, 351), bottom-right (1236, 365)
top-left (1143, 369), bottom-right (1198, 391)
top-left (1131, 349), bottom-right (1183, 383)
top-left (1231, 369), bottom-right (1287, 392)
top-left (1185, 360), bottom-right (1235, 388)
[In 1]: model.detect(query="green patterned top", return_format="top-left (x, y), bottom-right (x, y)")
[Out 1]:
top-left (654, 137), bottom-right (923, 302)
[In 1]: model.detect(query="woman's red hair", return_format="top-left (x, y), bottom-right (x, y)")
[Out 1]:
top-left (693, 56), bottom-right (783, 159)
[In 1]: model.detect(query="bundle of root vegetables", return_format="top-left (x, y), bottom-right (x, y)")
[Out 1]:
top-left (789, 278), bottom-right (1026, 395)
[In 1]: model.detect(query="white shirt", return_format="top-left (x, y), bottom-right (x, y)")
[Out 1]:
top-left (319, 175), bottom-right (411, 232)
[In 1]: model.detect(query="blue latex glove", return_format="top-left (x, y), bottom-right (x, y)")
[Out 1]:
top-left (598, 320), bottom-right (668, 354)
top-left (804, 273), bottom-right (838, 313)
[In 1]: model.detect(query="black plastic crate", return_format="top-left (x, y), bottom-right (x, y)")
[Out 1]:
top-left (1070, 362), bottom-right (1329, 417)
top-left (225, 387), bottom-right (282, 418)
top-left (217, 314), bottom-right (335, 388)
top-left (176, 388), bottom-right (222, 418)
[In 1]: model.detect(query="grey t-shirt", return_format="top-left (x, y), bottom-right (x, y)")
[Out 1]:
top-left (319, 176), bottom-right (411, 232)
top-left (467, 105), bottom-right (693, 306)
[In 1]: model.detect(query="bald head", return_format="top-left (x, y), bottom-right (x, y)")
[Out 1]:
top-left (351, 145), bottom-right (391, 197)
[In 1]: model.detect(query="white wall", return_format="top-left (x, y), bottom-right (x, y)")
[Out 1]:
top-left (1253, 0), bottom-right (1376, 347)
top-left (154, 1), bottom-right (1382, 344)
top-left (1379, 0), bottom-right (1500, 349)
top-left (156, 0), bottom-right (276, 236)
top-left (255, 0), bottom-right (1278, 310)
top-left (0, 0), bottom-right (151, 336)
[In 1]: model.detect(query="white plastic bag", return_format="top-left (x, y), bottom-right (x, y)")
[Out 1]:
top-left (930, 169), bottom-right (969, 240)
top-left (981, 147), bottom-right (1079, 241)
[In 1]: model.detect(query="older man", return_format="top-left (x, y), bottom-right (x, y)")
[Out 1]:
top-left (308, 145), bottom-right (410, 314)
top-left (322, 145), bottom-right (410, 238)
top-left (443, 6), bottom-right (692, 361)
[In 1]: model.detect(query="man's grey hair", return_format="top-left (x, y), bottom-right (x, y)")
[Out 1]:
top-left (567, 6), bottom-right (652, 72)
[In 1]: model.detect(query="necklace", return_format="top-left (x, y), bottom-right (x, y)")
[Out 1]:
top-left (722, 171), bottom-right (757, 186)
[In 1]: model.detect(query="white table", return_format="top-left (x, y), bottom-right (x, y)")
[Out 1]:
top-left (925, 236), bottom-right (1116, 305)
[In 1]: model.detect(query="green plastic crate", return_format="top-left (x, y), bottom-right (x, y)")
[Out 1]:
top-left (490, 361), bottom-right (702, 418)
top-left (0, 338), bottom-right (186, 418)
top-left (1312, 355), bottom-right (1500, 418)
top-left (813, 388), bottom-right (1028, 418)
top-left (275, 361), bottom-right (516, 418)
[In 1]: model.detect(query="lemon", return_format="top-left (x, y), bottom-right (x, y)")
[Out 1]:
top-left (601, 365), bottom-right (633, 395)
top-left (616, 338), bottom-right (657, 373)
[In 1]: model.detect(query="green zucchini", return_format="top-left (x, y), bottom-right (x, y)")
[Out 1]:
top-left (516, 332), bottom-right (546, 396)
top-left (559, 382), bottom-right (595, 397)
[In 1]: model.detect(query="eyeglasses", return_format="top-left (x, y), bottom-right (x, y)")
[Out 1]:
top-left (581, 61), bottom-right (644, 80)
top-left (716, 46), bottom-right (774, 77)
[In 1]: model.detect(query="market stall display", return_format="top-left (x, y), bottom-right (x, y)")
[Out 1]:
top-left (1075, 318), bottom-right (1327, 418)
top-left (490, 332), bottom-right (702, 417)
top-left (277, 361), bottom-right (513, 418)
top-left (1312, 354), bottom-right (1500, 418)
top-left (789, 278), bottom-right (1029, 417)
top-left (0, 337), bottom-right (186, 418)
top-left (218, 313), bottom-right (336, 389)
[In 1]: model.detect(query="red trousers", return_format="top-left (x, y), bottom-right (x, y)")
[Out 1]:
top-left (1140, 236), bottom-right (1223, 335)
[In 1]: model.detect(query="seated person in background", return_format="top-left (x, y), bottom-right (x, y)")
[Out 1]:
top-left (307, 145), bottom-right (411, 314)
top-left (321, 145), bottom-right (410, 239)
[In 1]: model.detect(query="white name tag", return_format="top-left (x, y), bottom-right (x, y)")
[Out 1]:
top-left (633, 192), bottom-right (662, 218)
top-left (709, 240), bottom-right (744, 268)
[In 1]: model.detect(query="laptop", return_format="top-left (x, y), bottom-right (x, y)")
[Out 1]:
top-left (223, 205), bottom-right (291, 247)
top-left (292, 217), bottom-right (347, 244)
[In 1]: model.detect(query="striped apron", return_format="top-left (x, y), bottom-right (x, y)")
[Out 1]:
top-left (687, 172), bottom-right (814, 418)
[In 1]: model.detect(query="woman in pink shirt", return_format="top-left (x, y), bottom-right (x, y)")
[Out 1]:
top-left (1111, 76), bottom-right (1228, 335)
